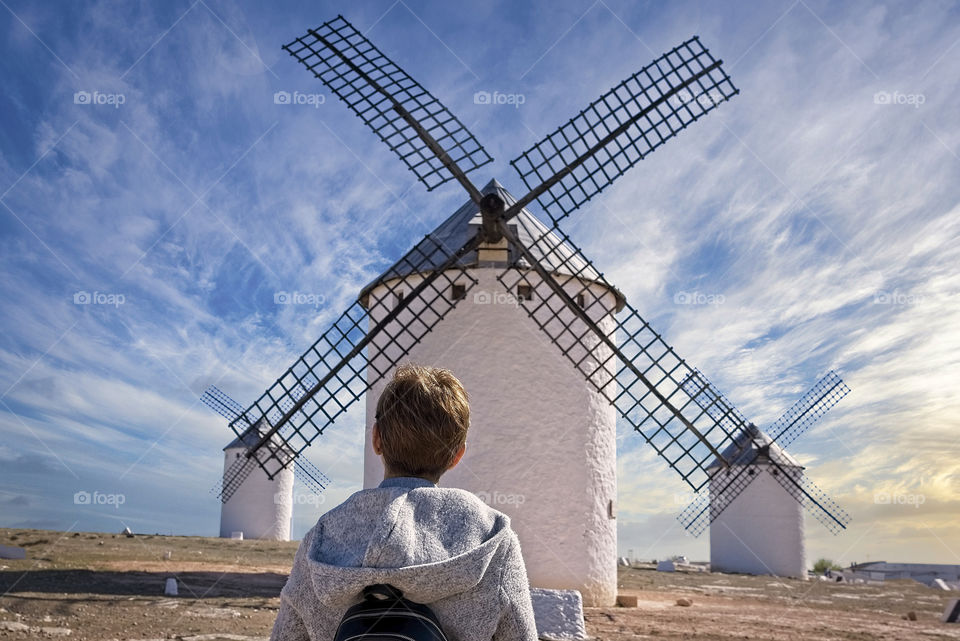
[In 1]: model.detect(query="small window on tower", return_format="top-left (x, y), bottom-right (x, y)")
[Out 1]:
top-left (575, 292), bottom-right (587, 308)
top-left (394, 290), bottom-right (405, 308)
top-left (451, 284), bottom-right (466, 301)
top-left (517, 284), bottom-right (533, 302)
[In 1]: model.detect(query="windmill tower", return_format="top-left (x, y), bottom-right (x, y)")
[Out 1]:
top-left (361, 179), bottom-right (623, 604)
top-left (678, 371), bottom-right (852, 576)
top-left (219, 422), bottom-right (294, 541)
top-left (201, 386), bottom-right (333, 540)
top-left (707, 425), bottom-right (806, 577)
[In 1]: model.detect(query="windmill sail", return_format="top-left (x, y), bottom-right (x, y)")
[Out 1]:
top-left (768, 370), bottom-right (850, 447)
top-left (767, 457), bottom-right (851, 534)
top-left (283, 15), bottom-right (493, 196)
top-left (495, 218), bottom-right (749, 492)
top-left (509, 36), bottom-right (738, 223)
top-left (293, 457), bottom-right (332, 495)
top-left (201, 385), bottom-right (246, 423)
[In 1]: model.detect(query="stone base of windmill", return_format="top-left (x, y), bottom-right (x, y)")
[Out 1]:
top-left (530, 588), bottom-right (587, 640)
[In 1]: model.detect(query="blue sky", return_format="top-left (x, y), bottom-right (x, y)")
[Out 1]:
top-left (1, 0), bottom-right (958, 566)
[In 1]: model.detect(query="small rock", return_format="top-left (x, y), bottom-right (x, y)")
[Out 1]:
top-left (38, 626), bottom-right (72, 636)
top-left (902, 611), bottom-right (917, 621)
top-left (616, 594), bottom-right (638, 607)
top-left (676, 598), bottom-right (693, 607)
top-left (0, 622), bottom-right (30, 632)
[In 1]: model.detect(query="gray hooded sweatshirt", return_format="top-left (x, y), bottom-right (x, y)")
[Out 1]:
top-left (270, 476), bottom-right (538, 641)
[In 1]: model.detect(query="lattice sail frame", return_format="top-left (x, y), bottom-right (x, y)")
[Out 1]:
top-left (676, 371), bottom-right (852, 536)
top-left (768, 371), bottom-right (851, 448)
top-left (282, 15), bottom-right (493, 192)
top-left (494, 220), bottom-right (749, 493)
top-left (510, 35), bottom-right (738, 223)
top-left (226, 232), bottom-right (480, 480)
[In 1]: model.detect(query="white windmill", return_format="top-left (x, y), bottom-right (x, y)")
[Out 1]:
top-left (361, 179), bottom-right (622, 603)
top-left (202, 387), bottom-right (332, 542)
top-left (679, 371), bottom-right (852, 577)
top-left (219, 422), bottom-right (294, 541)
top-left (205, 15), bottom-right (846, 608)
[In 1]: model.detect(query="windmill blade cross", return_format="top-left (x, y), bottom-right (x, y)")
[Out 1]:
top-left (283, 15), bottom-right (492, 197)
top-left (677, 371), bottom-right (851, 535)
top-left (507, 36), bottom-right (738, 224)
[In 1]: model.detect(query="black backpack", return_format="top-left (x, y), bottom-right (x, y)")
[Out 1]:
top-left (333, 584), bottom-right (449, 641)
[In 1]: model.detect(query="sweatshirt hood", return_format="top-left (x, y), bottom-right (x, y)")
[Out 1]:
top-left (300, 478), bottom-right (514, 606)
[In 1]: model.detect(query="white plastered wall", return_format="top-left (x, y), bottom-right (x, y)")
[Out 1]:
top-left (362, 268), bottom-right (618, 605)
top-left (709, 465), bottom-right (806, 578)
top-left (219, 447), bottom-right (294, 541)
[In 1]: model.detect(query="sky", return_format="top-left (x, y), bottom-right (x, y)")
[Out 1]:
top-left (0, 0), bottom-right (958, 567)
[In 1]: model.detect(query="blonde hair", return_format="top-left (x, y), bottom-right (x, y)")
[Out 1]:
top-left (375, 364), bottom-right (470, 481)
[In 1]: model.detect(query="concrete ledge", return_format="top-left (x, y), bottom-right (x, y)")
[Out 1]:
top-left (531, 588), bottom-right (587, 640)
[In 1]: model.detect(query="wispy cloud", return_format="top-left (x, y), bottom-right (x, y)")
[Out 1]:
top-left (0, 0), bottom-right (957, 565)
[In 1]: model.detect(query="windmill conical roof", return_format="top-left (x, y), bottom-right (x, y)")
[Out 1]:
top-left (708, 423), bottom-right (803, 469)
top-left (358, 178), bottom-right (625, 309)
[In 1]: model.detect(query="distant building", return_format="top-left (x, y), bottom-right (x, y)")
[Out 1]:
top-left (848, 562), bottom-right (960, 587)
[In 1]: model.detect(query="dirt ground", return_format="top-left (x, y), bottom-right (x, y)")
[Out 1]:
top-left (1, 528), bottom-right (958, 640)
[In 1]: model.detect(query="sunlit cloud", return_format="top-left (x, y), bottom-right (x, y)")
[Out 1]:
top-left (0, 0), bottom-right (957, 566)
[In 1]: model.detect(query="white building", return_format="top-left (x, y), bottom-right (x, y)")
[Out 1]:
top-left (848, 562), bottom-right (960, 586)
top-left (360, 179), bottom-right (623, 606)
top-left (709, 425), bottom-right (807, 578)
top-left (219, 423), bottom-right (294, 541)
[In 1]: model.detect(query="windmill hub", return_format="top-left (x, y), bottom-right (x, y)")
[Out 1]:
top-left (478, 192), bottom-right (505, 243)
